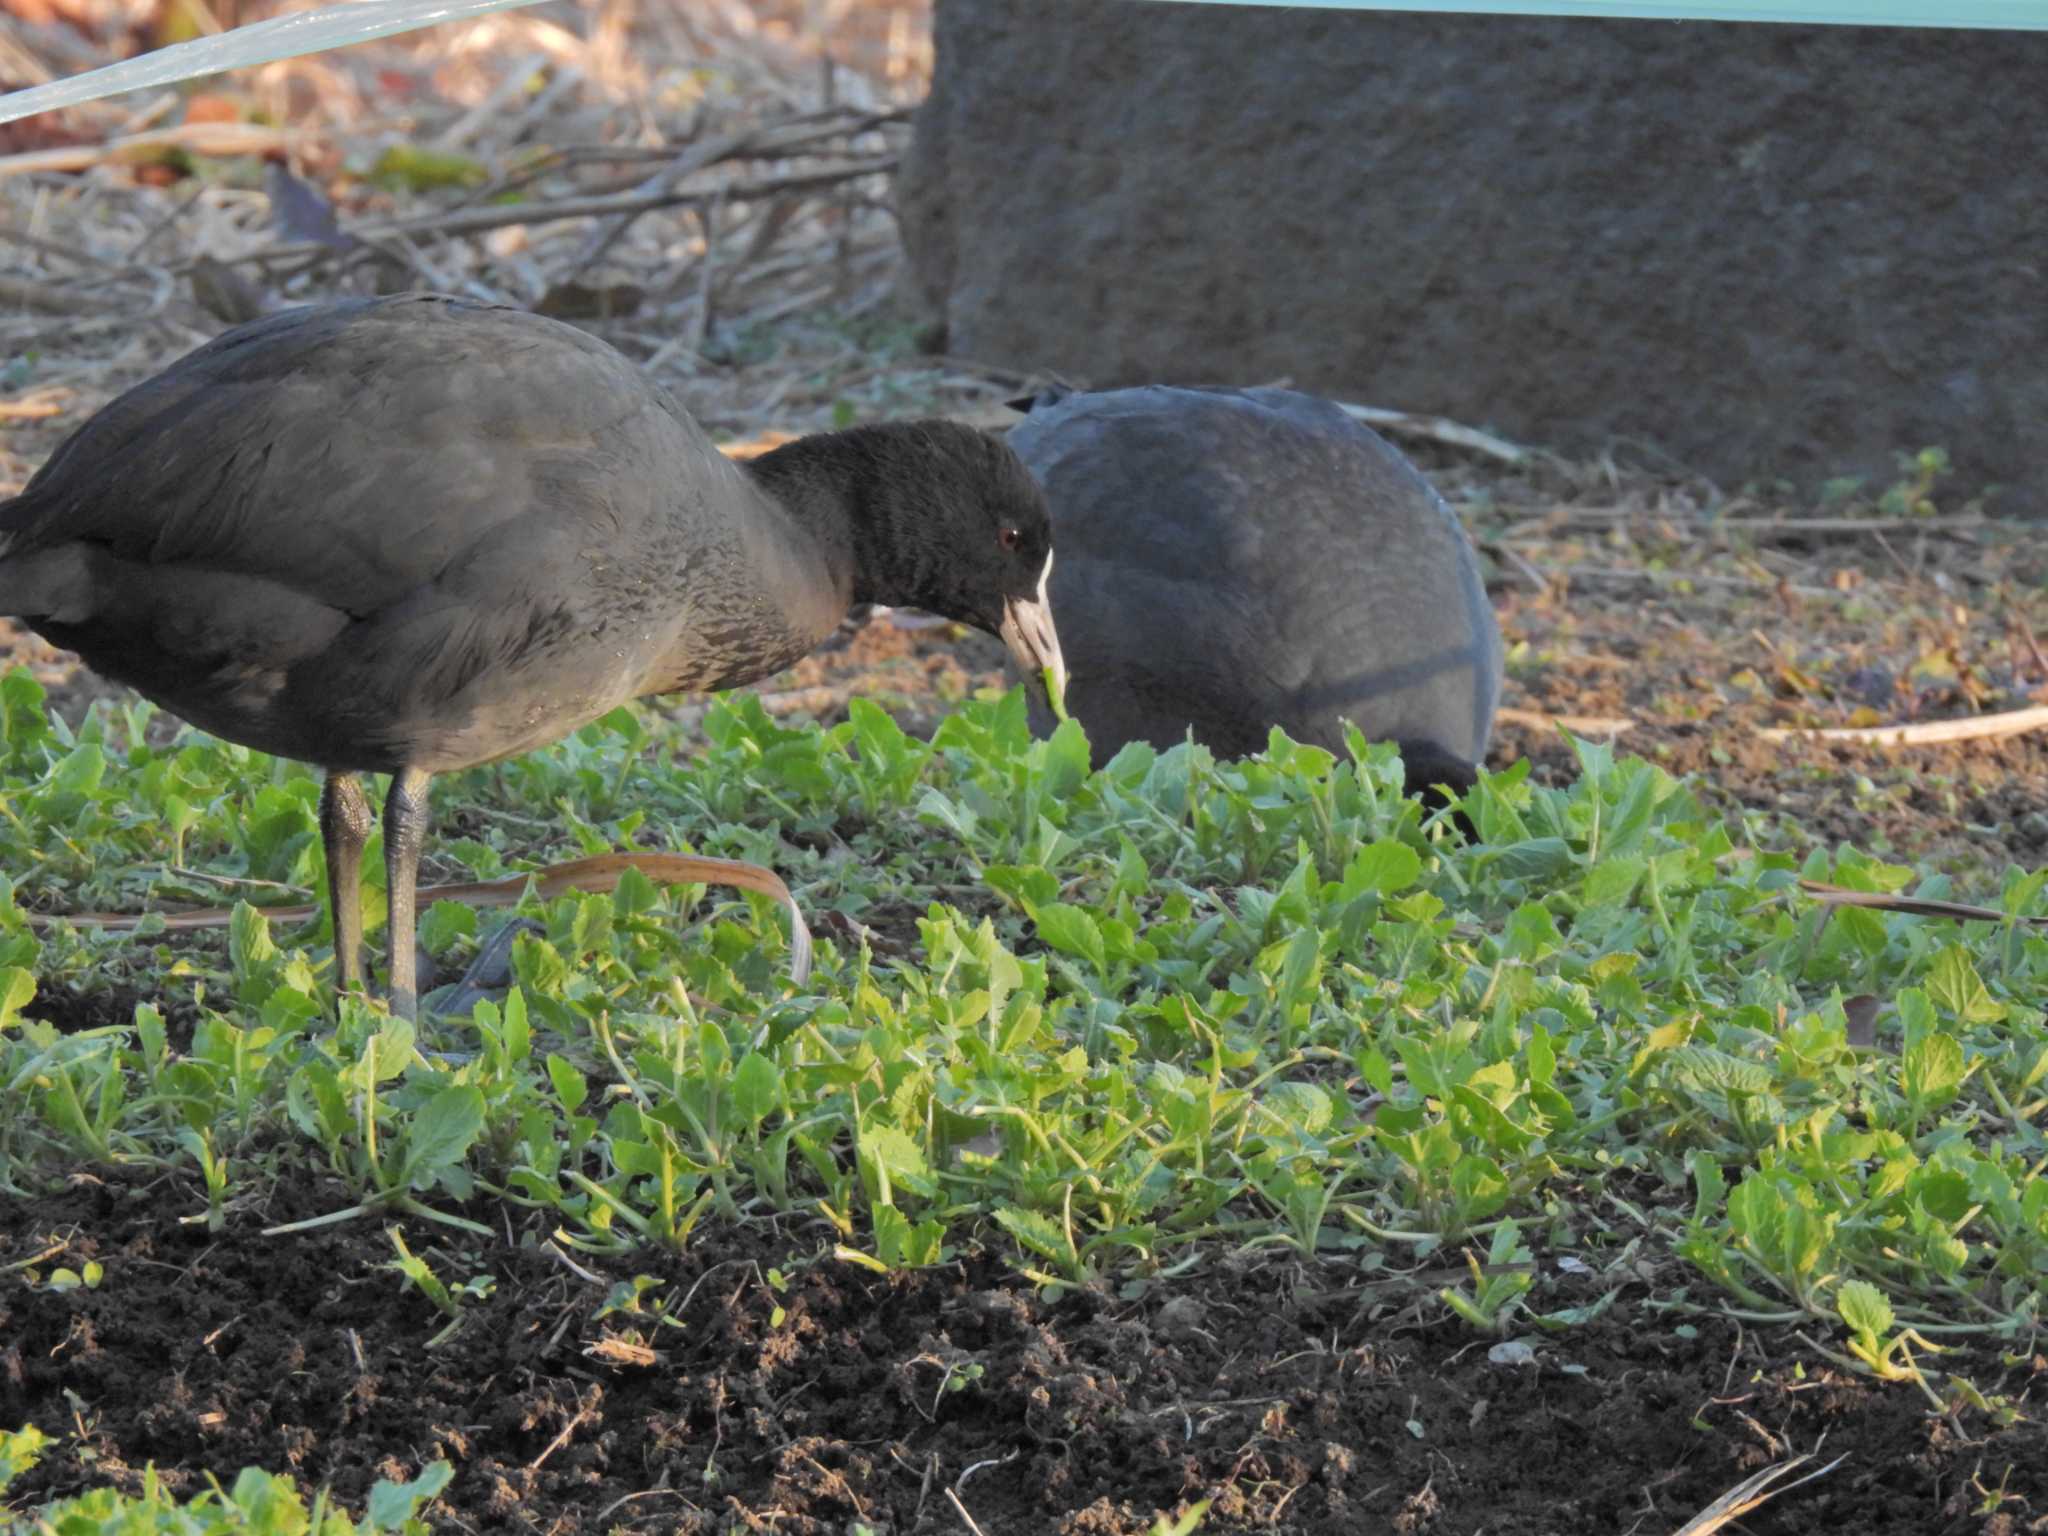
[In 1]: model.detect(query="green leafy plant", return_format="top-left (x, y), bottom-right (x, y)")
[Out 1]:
top-left (0, 1423), bottom-right (452, 1532)
top-left (1439, 1219), bottom-right (1538, 1334)
top-left (384, 1228), bottom-right (495, 1347)
top-left (0, 675), bottom-right (2042, 1356)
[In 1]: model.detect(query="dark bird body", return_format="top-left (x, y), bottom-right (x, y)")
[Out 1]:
top-left (1, 294), bottom-right (1065, 1015)
top-left (1005, 385), bottom-right (1500, 801)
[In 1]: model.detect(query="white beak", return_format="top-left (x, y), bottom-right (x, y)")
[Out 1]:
top-left (997, 553), bottom-right (1066, 702)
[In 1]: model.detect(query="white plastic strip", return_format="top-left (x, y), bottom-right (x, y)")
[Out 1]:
top-left (0, 0), bottom-right (546, 127)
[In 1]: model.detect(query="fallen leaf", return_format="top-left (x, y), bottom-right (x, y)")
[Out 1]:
top-left (264, 159), bottom-right (352, 249)
top-left (584, 1333), bottom-right (658, 1368)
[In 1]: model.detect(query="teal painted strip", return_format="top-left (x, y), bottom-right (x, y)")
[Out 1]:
top-left (1143, 0), bottom-right (2048, 28)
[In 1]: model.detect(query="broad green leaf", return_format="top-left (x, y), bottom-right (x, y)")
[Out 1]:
top-left (732, 1051), bottom-right (783, 1127)
top-left (228, 901), bottom-right (278, 980)
top-left (1835, 1279), bottom-right (1892, 1340)
top-left (365, 1460), bottom-right (457, 1531)
top-left (400, 1085), bottom-right (487, 1182)
top-left (419, 900), bottom-right (477, 955)
top-left (547, 1054), bottom-right (588, 1114)
top-left (0, 1423), bottom-right (50, 1491)
top-left (0, 965), bottom-right (34, 1029)
top-left (1347, 839), bottom-right (1422, 896)
top-left (993, 1205), bottom-right (1074, 1266)
top-left (1901, 1033), bottom-right (1966, 1109)
top-left (1504, 901), bottom-right (1563, 961)
top-left (1034, 902), bottom-right (1108, 974)
top-left (859, 1124), bottom-right (933, 1202)
top-left (1925, 945), bottom-right (2006, 1026)
top-left (48, 740), bottom-right (105, 801)
top-left (1665, 1046), bottom-right (1775, 1097)
top-left (1261, 1080), bottom-right (1335, 1138)
top-left (1689, 1150), bottom-right (1728, 1225)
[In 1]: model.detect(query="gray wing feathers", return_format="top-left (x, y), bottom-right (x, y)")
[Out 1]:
top-left (1, 297), bottom-right (714, 622)
top-left (1010, 385), bottom-right (1501, 764)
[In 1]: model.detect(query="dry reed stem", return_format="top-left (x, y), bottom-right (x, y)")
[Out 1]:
top-left (1799, 880), bottom-right (2048, 929)
top-left (0, 118), bottom-right (303, 176)
top-left (1671, 1453), bottom-right (1847, 1536)
top-left (1493, 705), bottom-right (1639, 736)
top-left (1500, 701), bottom-right (2048, 747)
top-left (1756, 703), bottom-right (2048, 746)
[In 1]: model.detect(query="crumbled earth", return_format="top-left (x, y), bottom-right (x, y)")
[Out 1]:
top-left (4, 1168), bottom-right (2043, 1535)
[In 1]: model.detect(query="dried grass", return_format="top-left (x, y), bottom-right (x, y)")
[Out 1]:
top-left (1, 0), bottom-right (965, 502)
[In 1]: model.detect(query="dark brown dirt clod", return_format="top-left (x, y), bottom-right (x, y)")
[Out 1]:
top-left (3, 1168), bottom-right (2040, 1535)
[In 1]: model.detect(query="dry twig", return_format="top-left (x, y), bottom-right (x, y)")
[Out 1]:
top-left (205, 155), bottom-right (895, 269)
top-left (1670, 1452), bottom-right (1847, 1536)
top-left (1334, 400), bottom-right (1529, 465)
top-left (1757, 704), bottom-right (2048, 746)
top-left (0, 119), bottom-right (302, 177)
top-left (1494, 705), bottom-right (1638, 736)
top-left (22, 851), bottom-right (815, 982)
top-left (1799, 880), bottom-right (2048, 930)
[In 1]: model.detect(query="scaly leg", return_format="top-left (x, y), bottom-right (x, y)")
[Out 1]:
top-left (320, 772), bottom-right (374, 1002)
top-left (382, 766), bottom-right (433, 1021)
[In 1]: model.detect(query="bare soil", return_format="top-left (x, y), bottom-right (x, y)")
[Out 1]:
top-left (5, 1167), bottom-right (2044, 1535)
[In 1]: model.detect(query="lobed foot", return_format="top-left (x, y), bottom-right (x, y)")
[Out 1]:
top-left (420, 916), bottom-right (545, 1022)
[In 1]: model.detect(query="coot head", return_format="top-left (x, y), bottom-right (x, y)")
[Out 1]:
top-left (758, 419), bottom-right (1067, 697)
top-left (937, 425), bottom-right (1065, 700)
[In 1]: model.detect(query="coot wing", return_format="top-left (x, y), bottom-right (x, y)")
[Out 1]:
top-left (2, 295), bottom-right (719, 620)
top-left (1008, 386), bottom-right (1499, 763)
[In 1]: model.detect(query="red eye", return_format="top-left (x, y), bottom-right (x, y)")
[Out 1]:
top-left (997, 526), bottom-right (1022, 553)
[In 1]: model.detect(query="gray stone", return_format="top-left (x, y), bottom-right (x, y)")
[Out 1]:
top-left (898, 1), bottom-right (2048, 512)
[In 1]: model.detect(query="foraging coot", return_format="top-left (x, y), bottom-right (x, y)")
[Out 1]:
top-left (0, 293), bottom-right (1066, 1017)
top-left (1004, 385), bottom-right (1499, 803)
